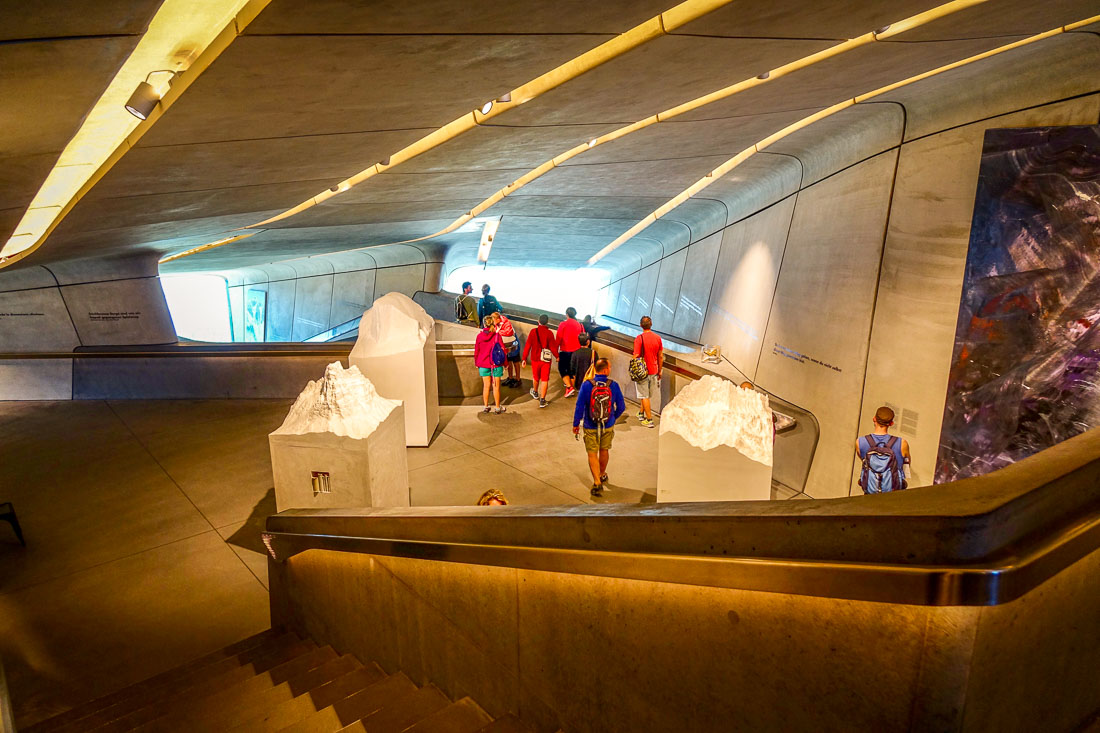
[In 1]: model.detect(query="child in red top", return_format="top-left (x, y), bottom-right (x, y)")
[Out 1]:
top-left (522, 314), bottom-right (559, 408)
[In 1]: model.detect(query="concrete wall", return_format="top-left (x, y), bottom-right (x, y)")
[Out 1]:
top-left (221, 245), bottom-right (444, 342)
top-left (272, 541), bottom-right (1100, 733)
top-left (0, 255), bottom-right (177, 399)
top-left (597, 78), bottom-right (1100, 497)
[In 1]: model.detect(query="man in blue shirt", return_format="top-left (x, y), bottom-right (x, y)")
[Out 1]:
top-left (572, 358), bottom-right (626, 497)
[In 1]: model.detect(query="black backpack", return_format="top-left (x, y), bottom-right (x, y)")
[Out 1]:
top-left (454, 295), bottom-right (468, 322)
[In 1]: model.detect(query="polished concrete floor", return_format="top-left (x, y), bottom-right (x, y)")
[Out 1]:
top-left (0, 386), bottom-right (804, 726)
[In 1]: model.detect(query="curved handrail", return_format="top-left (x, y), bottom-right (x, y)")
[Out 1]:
top-left (0, 653), bottom-right (15, 733)
top-left (264, 426), bottom-right (1100, 607)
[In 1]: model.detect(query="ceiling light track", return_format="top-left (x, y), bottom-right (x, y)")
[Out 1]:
top-left (241, 0), bottom-right (738, 231)
top-left (262, 0), bottom-right (994, 259)
top-left (0, 0), bottom-right (273, 270)
top-left (586, 15), bottom-right (1100, 266)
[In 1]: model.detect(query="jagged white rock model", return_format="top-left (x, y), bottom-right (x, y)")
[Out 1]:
top-left (657, 375), bottom-right (773, 502)
top-left (659, 375), bottom-right (773, 465)
top-left (349, 292), bottom-right (439, 446)
top-left (269, 361), bottom-right (409, 511)
top-left (272, 362), bottom-right (401, 439)
top-left (351, 292), bottom-right (434, 358)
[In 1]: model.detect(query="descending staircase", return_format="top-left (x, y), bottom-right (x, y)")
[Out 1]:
top-left (23, 630), bottom-right (531, 733)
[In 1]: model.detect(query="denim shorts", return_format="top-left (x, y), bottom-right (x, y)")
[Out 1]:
top-left (635, 373), bottom-right (659, 400)
top-left (479, 366), bottom-right (504, 377)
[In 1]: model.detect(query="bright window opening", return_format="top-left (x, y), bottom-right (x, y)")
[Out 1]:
top-left (445, 265), bottom-right (611, 319)
top-left (161, 274), bottom-right (232, 342)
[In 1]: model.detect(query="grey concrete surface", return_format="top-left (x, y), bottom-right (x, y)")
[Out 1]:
top-left (0, 387), bottom-right (804, 726)
top-left (860, 94), bottom-right (1100, 490)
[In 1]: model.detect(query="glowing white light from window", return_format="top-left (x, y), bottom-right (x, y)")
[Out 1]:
top-left (445, 265), bottom-right (611, 318)
top-left (161, 274), bottom-right (231, 342)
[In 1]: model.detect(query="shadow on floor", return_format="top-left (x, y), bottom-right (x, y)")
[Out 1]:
top-left (226, 487), bottom-right (277, 555)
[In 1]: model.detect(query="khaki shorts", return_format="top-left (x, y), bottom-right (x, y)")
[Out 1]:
top-left (583, 428), bottom-right (614, 453)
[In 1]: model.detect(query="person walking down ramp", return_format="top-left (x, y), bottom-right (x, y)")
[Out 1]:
top-left (475, 315), bottom-right (507, 414)
top-left (631, 316), bottom-right (663, 428)
top-left (522, 314), bottom-right (558, 408)
top-left (556, 307), bottom-right (584, 398)
top-left (855, 406), bottom-right (911, 493)
top-left (572, 358), bottom-right (625, 497)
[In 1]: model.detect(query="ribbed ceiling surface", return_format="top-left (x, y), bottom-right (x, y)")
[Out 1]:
top-left (2, 0), bottom-right (1097, 274)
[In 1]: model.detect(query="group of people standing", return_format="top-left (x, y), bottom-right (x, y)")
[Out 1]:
top-left (458, 283), bottom-right (666, 497)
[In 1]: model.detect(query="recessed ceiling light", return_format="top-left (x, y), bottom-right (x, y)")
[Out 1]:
top-left (480, 101), bottom-right (494, 115)
top-left (874, 24), bottom-right (891, 34)
top-left (587, 139), bottom-right (597, 148)
top-left (498, 92), bottom-right (512, 103)
top-left (756, 71), bottom-right (770, 80)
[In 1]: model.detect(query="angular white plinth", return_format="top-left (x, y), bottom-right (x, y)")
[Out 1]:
top-left (657, 375), bottom-right (773, 502)
top-left (350, 292), bottom-right (439, 447)
top-left (269, 363), bottom-right (409, 511)
top-left (658, 432), bottom-right (771, 502)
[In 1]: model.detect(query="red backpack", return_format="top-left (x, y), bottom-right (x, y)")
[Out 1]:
top-left (588, 380), bottom-right (614, 431)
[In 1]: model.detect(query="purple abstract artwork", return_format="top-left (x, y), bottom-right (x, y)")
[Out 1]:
top-left (936, 125), bottom-right (1100, 484)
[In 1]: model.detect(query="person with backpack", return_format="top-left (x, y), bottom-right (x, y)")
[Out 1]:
top-left (494, 312), bottom-right (523, 387)
top-left (474, 314), bottom-right (507, 414)
top-left (570, 332), bottom-right (596, 386)
top-left (522, 314), bottom-right (558, 408)
top-left (556, 307), bottom-right (584, 398)
top-left (572, 358), bottom-right (626, 497)
top-left (478, 284), bottom-right (502, 326)
top-left (455, 281), bottom-right (479, 328)
top-left (855, 406), bottom-right (911, 493)
top-left (631, 316), bottom-right (663, 428)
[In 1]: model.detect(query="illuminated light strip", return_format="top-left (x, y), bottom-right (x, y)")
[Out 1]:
top-left (585, 16), bottom-right (1099, 266)
top-left (0, 0), bottom-right (272, 270)
top-left (158, 232), bottom-right (260, 264)
top-left (244, 0), bottom-right (735, 229)
top-left (273, 0), bottom-right (989, 254)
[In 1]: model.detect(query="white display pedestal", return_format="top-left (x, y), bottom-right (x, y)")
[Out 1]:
top-left (270, 406), bottom-right (408, 511)
top-left (350, 293), bottom-right (439, 447)
top-left (657, 375), bottom-right (773, 502)
top-left (269, 362), bottom-right (409, 511)
top-left (657, 432), bottom-right (771, 502)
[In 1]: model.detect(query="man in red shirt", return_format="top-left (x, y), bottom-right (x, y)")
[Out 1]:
top-left (633, 316), bottom-right (663, 428)
top-left (556, 307), bottom-right (584, 399)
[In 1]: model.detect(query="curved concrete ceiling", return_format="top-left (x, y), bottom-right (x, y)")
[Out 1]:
top-left (1, 0), bottom-right (1097, 277)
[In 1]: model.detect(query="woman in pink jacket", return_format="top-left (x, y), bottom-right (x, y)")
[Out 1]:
top-left (474, 315), bottom-right (506, 414)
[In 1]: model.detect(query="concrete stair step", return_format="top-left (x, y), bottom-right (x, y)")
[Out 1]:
top-left (475, 714), bottom-right (536, 733)
top-left (85, 639), bottom-right (317, 732)
top-left (350, 684), bottom-right (450, 733)
top-left (21, 629), bottom-right (281, 733)
top-left (276, 672), bottom-right (418, 733)
top-left (400, 697), bottom-right (493, 733)
top-left (135, 646), bottom-right (343, 732)
top-left (185, 654), bottom-right (366, 732)
top-left (53, 634), bottom-right (305, 733)
top-left (219, 659), bottom-right (385, 733)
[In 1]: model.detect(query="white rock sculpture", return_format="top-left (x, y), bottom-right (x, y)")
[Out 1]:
top-left (350, 293), bottom-right (439, 446)
top-left (657, 376), bottom-right (773, 502)
top-left (269, 362), bottom-right (409, 511)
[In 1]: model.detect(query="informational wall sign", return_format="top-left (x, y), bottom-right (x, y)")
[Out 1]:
top-left (773, 342), bottom-right (843, 373)
top-left (87, 311), bottom-right (142, 322)
top-left (0, 311), bottom-right (45, 318)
